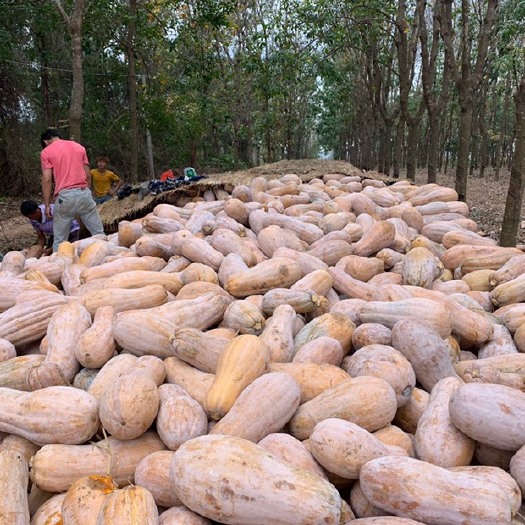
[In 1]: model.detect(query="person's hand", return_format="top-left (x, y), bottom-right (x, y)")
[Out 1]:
top-left (45, 204), bottom-right (53, 218)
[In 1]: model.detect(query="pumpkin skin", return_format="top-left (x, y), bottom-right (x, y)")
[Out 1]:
top-left (449, 382), bottom-right (525, 451)
top-left (0, 448), bottom-right (30, 525)
top-left (257, 433), bottom-right (327, 479)
top-left (359, 456), bottom-right (512, 525)
top-left (99, 356), bottom-right (164, 440)
top-left (30, 431), bottom-right (166, 492)
top-left (289, 376), bottom-right (397, 440)
top-left (61, 475), bottom-right (118, 525)
top-left (342, 344), bottom-right (415, 407)
top-left (391, 319), bottom-right (458, 392)
top-left (0, 386), bottom-right (99, 445)
top-left (310, 418), bottom-right (390, 479)
top-left (170, 434), bottom-right (345, 525)
top-left (414, 377), bottom-right (475, 467)
top-left (159, 506), bottom-right (211, 525)
top-left (204, 335), bottom-right (269, 420)
top-left (210, 372), bottom-right (301, 443)
top-left (31, 493), bottom-right (65, 525)
top-left (156, 384), bottom-right (208, 451)
top-left (268, 362), bottom-right (350, 403)
top-left (96, 485), bottom-right (159, 524)
top-left (135, 450), bottom-right (182, 508)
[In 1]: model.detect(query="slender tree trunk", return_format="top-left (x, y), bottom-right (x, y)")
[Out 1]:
top-left (500, 80), bottom-right (525, 247)
top-left (37, 32), bottom-right (53, 125)
top-left (495, 78), bottom-right (512, 180)
top-left (127, 0), bottom-right (139, 183)
top-left (456, 104), bottom-right (472, 201)
top-left (406, 120), bottom-right (419, 181)
top-left (393, 119), bottom-right (404, 178)
top-left (53, 0), bottom-right (85, 141)
top-left (427, 113), bottom-right (439, 183)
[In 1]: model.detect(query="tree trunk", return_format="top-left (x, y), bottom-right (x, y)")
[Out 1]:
top-left (427, 112), bottom-right (439, 183)
top-left (393, 118), bottom-right (404, 178)
top-left (53, 0), bottom-right (86, 141)
top-left (406, 119), bottom-right (419, 181)
top-left (495, 78), bottom-right (512, 180)
top-left (500, 80), bottom-right (525, 247)
top-left (127, 0), bottom-right (139, 183)
top-left (456, 104), bottom-right (472, 201)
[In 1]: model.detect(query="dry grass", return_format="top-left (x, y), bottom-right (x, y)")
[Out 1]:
top-left (97, 159), bottom-right (373, 229)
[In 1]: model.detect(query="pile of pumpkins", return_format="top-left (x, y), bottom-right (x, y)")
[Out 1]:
top-left (1, 170), bottom-right (525, 524)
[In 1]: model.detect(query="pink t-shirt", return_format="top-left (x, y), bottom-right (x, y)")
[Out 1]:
top-left (40, 139), bottom-right (89, 197)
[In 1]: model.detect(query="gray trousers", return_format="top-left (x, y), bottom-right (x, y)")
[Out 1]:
top-left (53, 187), bottom-right (105, 252)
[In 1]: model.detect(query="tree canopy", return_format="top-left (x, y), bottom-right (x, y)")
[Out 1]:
top-left (1, 0), bottom-right (524, 201)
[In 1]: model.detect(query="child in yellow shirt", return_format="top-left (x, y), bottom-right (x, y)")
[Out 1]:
top-left (90, 156), bottom-right (123, 204)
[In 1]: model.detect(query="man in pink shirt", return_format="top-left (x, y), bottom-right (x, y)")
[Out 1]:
top-left (40, 128), bottom-right (105, 252)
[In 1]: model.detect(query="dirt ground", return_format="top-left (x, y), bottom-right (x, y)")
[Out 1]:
top-left (0, 162), bottom-right (523, 254)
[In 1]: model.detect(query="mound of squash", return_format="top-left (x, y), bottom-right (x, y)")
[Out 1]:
top-left (1, 173), bottom-right (525, 524)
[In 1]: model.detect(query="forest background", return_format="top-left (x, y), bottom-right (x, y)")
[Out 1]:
top-left (1, 0), bottom-right (525, 244)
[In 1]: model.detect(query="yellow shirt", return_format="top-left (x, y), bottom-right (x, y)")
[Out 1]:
top-left (90, 169), bottom-right (121, 197)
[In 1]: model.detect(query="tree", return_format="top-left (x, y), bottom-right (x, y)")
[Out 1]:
top-left (500, 78), bottom-right (525, 246)
top-left (52, 0), bottom-right (86, 142)
top-left (127, 0), bottom-right (139, 183)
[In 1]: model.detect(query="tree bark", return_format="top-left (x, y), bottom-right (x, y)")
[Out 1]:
top-left (500, 80), bottom-right (525, 247)
top-left (53, 0), bottom-right (85, 142)
top-left (127, 0), bottom-right (139, 183)
top-left (495, 77), bottom-right (512, 180)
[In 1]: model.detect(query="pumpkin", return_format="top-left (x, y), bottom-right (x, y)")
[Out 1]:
top-left (170, 435), bottom-right (346, 524)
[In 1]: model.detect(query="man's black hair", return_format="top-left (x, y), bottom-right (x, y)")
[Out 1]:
top-left (41, 128), bottom-right (62, 149)
top-left (20, 200), bottom-right (39, 216)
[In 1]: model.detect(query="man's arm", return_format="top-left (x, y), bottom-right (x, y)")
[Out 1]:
top-left (85, 164), bottom-right (92, 189)
top-left (42, 168), bottom-right (53, 217)
top-left (109, 178), bottom-right (124, 195)
top-left (35, 229), bottom-right (46, 248)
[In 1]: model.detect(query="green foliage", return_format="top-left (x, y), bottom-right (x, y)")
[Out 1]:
top-left (0, 0), bottom-right (523, 192)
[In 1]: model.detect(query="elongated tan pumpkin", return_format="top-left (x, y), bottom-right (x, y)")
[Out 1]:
top-left (289, 376), bottom-right (397, 440)
top-left (342, 344), bottom-right (415, 407)
top-left (359, 456), bottom-right (512, 525)
top-left (293, 312), bottom-right (355, 356)
top-left (164, 357), bottom-right (214, 408)
top-left (310, 418), bottom-right (390, 479)
top-left (258, 433), bottom-right (327, 479)
top-left (135, 450), bottom-right (182, 508)
top-left (360, 298), bottom-right (452, 338)
top-left (449, 382), bottom-right (525, 451)
top-left (30, 431), bottom-right (166, 492)
top-left (170, 434), bottom-right (346, 524)
top-left (45, 301), bottom-right (92, 381)
top-left (170, 328), bottom-right (229, 373)
top-left (210, 372), bottom-right (300, 442)
top-left (414, 377), bottom-right (474, 467)
top-left (224, 257), bottom-right (302, 297)
top-left (391, 319), bottom-right (458, 391)
top-left (204, 335), bottom-right (269, 420)
top-left (0, 386), bottom-right (99, 445)
top-left (259, 304), bottom-right (296, 362)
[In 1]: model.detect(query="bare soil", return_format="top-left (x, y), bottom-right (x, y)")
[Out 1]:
top-left (0, 162), bottom-right (523, 254)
